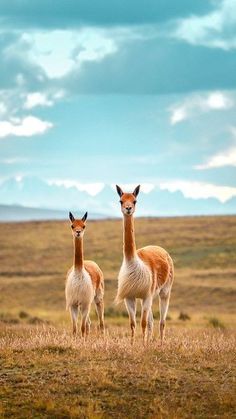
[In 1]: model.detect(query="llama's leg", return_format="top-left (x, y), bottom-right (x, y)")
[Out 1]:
top-left (141, 296), bottom-right (152, 345)
top-left (147, 309), bottom-right (154, 343)
top-left (125, 298), bottom-right (136, 344)
top-left (80, 304), bottom-right (90, 339)
top-left (85, 317), bottom-right (91, 335)
top-left (69, 305), bottom-right (78, 336)
top-left (94, 290), bottom-right (105, 332)
top-left (159, 289), bottom-right (171, 345)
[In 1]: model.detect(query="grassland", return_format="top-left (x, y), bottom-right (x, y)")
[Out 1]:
top-left (0, 216), bottom-right (236, 418)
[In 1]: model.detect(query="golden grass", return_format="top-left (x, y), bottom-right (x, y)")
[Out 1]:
top-left (0, 216), bottom-right (236, 417)
top-left (0, 216), bottom-right (236, 324)
top-left (0, 325), bottom-right (235, 418)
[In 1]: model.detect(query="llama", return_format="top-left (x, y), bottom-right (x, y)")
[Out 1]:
top-left (65, 211), bottom-right (104, 337)
top-left (115, 185), bottom-right (174, 344)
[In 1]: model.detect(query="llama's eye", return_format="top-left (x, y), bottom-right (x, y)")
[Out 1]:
top-left (119, 200), bottom-right (123, 204)
top-left (134, 200), bottom-right (137, 205)
top-left (71, 225), bottom-right (74, 229)
top-left (83, 226), bottom-right (85, 229)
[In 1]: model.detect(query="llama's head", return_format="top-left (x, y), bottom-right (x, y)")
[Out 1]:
top-left (69, 211), bottom-right (88, 238)
top-left (116, 185), bottom-right (140, 216)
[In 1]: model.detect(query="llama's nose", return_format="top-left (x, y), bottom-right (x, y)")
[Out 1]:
top-left (126, 206), bottom-right (132, 211)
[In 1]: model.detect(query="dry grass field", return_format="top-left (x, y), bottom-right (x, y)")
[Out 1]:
top-left (0, 216), bottom-right (236, 418)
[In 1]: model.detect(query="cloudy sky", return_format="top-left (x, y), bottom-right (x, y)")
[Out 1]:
top-left (0, 0), bottom-right (236, 214)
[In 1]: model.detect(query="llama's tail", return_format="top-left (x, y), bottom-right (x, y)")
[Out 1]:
top-left (114, 292), bottom-right (123, 305)
top-left (167, 254), bottom-right (174, 285)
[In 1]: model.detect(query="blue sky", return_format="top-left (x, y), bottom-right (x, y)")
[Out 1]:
top-left (0, 0), bottom-right (236, 215)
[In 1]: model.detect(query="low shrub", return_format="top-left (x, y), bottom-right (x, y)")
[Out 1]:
top-left (209, 317), bottom-right (225, 329)
top-left (179, 312), bottom-right (191, 321)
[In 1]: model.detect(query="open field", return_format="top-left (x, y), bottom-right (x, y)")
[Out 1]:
top-left (0, 216), bottom-right (236, 418)
top-left (0, 326), bottom-right (235, 418)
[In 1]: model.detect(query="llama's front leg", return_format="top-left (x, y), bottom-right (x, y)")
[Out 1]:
top-left (85, 317), bottom-right (91, 335)
top-left (69, 305), bottom-right (78, 336)
top-left (80, 304), bottom-right (90, 339)
top-left (94, 292), bottom-right (105, 333)
top-left (125, 298), bottom-right (136, 344)
top-left (159, 289), bottom-right (171, 345)
top-left (141, 296), bottom-right (152, 346)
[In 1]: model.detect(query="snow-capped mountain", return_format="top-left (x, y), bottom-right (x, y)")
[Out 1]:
top-left (0, 176), bottom-right (235, 221)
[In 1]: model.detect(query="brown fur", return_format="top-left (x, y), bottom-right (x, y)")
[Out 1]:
top-left (116, 185), bottom-right (174, 344)
top-left (84, 260), bottom-right (104, 291)
top-left (137, 246), bottom-right (173, 292)
top-left (66, 212), bottom-right (105, 337)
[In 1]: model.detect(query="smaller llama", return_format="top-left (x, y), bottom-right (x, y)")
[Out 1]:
top-left (65, 211), bottom-right (104, 337)
top-left (115, 185), bottom-right (174, 345)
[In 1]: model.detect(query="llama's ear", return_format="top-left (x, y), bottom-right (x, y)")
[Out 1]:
top-left (133, 185), bottom-right (140, 197)
top-left (69, 212), bottom-right (75, 222)
top-left (116, 185), bottom-right (123, 197)
top-left (82, 212), bottom-right (88, 222)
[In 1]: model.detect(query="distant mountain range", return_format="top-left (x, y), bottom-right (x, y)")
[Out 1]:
top-left (0, 204), bottom-right (106, 222)
top-left (0, 204), bottom-right (66, 222)
top-left (0, 176), bottom-right (235, 221)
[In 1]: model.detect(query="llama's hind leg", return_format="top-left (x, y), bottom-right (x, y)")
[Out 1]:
top-left (159, 288), bottom-right (171, 345)
top-left (147, 309), bottom-right (154, 343)
top-left (141, 296), bottom-right (152, 346)
top-left (69, 305), bottom-right (78, 336)
top-left (94, 289), bottom-right (105, 332)
top-left (125, 298), bottom-right (136, 344)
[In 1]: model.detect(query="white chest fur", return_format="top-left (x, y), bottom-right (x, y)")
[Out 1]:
top-left (66, 268), bottom-right (94, 309)
top-left (118, 256), bottom-right (152, 300)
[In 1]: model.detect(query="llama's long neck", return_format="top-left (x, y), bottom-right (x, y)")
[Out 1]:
top-left (123, 215), bottom-right (136, 261)
top-left (73, 237), bottom-right (84, 270)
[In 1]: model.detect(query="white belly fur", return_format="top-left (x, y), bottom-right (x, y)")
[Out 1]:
top-left (117, 256), bottom-right (152, 301)
top-left (65, 268), bottom-right (95, 309)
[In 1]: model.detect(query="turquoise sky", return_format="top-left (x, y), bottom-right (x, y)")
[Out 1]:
top-left (0, 0), bottom-right (236, 213)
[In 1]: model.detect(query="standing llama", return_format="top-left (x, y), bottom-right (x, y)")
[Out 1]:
top-left (115, 185), bottom-right (174, 345)
top-left (65, 211), bottom-right (104, 337)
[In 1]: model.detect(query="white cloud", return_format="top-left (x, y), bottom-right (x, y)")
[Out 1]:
top-left (15, 175), bottom-right (23, 182)
top-left (48, 181), bottom-right (155, 196)
top-left (111, 183), bottom-right (155, 194)
top-left (4, 27), bottom-right (147, 80)
top-left (206, 92), bottom-right (230, 109)
top-left (0, 90), bottom-right (12, 116)
top-left (195, 127), bottom-right (236, 169)
top-left (170, 91), bottom-right (234, 125)
top-left (24, 92), bottom-right (53, 109)
top-left (170, 107), bottom-right (187, 125)
top-left (173, 0), bottom-right (236, 50)
top-left (24, 90), bottom-right (65, 109)
top-left (0, 116), bottom-right (53, 138)
top-left (160, 180), bottom-right (236, 203)
top-left (196, 145), bottom-right (236, 170)
top-left (0, 87), bottom-right (65, 126)
top-left (47, 180), bottom-right (105, 196)
top-left (76, 183), bottom-right (105, 196)
top-left (0, 88), bottom-right (23, 118)
top-left (10, 28), bottom-right (118, 79)
top-left (52, 90), bottom-right (66, 100)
